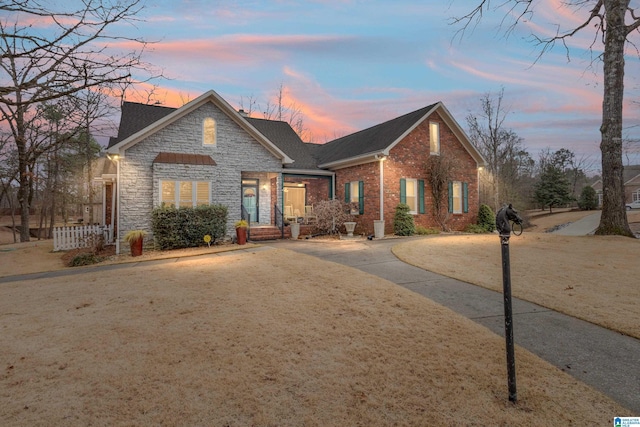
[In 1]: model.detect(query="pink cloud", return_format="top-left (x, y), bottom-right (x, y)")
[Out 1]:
top-left (146, 34), bottom-right (352, 66)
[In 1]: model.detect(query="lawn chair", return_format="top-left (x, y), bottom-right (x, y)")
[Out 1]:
top-left (284, 205), bottom-right (297, 223)
top-left (304, 205), bottom-right (317, 224)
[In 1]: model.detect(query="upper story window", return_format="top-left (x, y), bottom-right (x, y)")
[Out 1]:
top-left (429, 122), bottom-right (440, 155)
top-left (203, 117), bottom-right (216, 146)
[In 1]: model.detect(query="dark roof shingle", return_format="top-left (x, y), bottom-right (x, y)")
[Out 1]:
top-left (108, 102), bottom-right (176, 148)
top-left (315, 104), bottom-right (437, 165)
top-left (245, 117), bottom-right (319, 169)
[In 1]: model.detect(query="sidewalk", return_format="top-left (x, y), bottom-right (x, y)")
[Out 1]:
top-left (551, 211), bottom-right (601, 235)
top-left (270, 238), bottom-right (640, 413)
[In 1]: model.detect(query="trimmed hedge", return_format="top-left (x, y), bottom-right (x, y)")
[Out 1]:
top-left (152, 204), bottom-right (228, 250)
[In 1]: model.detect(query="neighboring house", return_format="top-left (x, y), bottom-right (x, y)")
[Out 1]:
top-left (102, 89), bottom-right (485, 253)
top-left (591, 165), bottom-right (640, 207)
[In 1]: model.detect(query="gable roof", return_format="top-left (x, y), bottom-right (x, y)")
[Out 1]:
top-left (108, 102), bottom-right (175, 148)
top-left (315, 102), bottom-right (485, 169)
top-left (245, 117), bottom-right (319, 170)
top-left (623, 165), bottom-right (640, 185)
top-left (106, 90), bottom-right (293, 164)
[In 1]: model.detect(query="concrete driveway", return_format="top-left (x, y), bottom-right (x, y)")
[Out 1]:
top-left (269, 237), bottom-right (640, 413)
top-left (551, 212), bottom-right (601, 235)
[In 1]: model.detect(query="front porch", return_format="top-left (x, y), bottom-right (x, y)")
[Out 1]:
top-left (246, 223), bottom-right (319, 241)
top-left (240, 171), bottom-right (334, 238)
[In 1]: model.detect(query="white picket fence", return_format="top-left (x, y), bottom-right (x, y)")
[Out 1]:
top-left (53, 224), bottom-right (115, 252)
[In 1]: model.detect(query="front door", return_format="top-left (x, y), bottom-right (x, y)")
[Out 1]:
top-left (241, 179), bottom-right (259, 223)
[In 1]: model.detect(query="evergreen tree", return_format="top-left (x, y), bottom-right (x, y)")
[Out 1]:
top-left (577, 186), bottom-right (599, 211)
top-left (534, 165), bottom-right (572, 213)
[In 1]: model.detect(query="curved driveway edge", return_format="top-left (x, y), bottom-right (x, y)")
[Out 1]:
top-left (269, 238), bottom-right (640, 413)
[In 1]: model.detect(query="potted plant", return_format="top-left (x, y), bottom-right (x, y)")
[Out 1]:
top-left (123, 229), bottom-right (147, 257)
top-left (235, 220), bottom-right (248, 245)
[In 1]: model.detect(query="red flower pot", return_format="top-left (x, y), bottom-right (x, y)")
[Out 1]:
top-left (130, 237), bottom-right (143, 256)
top-left (236, 227), bottom-right (247, 245)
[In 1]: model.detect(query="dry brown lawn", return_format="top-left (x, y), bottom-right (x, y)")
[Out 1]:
top-left (0, 210), bottom-right (637, 424)
top-left (0, 248), bottom-right (630, 426)
top-left (394, 210), bottom-right (640, 339)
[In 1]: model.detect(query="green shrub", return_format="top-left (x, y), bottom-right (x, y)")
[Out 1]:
top-left (393, 203), bottom-right (415, 236)
top-left (477, 204), bottom-right (496, 232)
top-left (415, 226), bottom-right (440, 235)
top-left (152, 204), bottom-right (228, 250)
top-left (70, 253), bottom-right (102, 266)
top-left (464, 224), bottom-right (489, 234)
top-left (577, 186), bottom-right (599, 210)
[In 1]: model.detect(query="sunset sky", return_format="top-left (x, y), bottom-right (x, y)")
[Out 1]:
top-left (21, 1), bottom-right (640, 171)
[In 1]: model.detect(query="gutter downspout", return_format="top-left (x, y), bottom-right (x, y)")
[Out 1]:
top-left (115, 158), bottom-right (121, 254)
top-left (379, 157), bottom-right (384, 221)
top-left (110, 179), bottom-right (116, 245)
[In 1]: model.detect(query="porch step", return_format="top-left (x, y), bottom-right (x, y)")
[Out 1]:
top-left (248, 226), bottom-right (291, 241)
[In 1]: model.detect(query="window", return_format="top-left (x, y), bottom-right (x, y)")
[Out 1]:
top-left (633, 190), bottom-right (640, 202)
top-left (448, 181), bottom-right (469, 214)
top-left (203, 117), bottom-right (216, 146)
top-left (161, 180), bottom-right (210, 207)
top-left (400, 178), bottom-right (425, 214)
top-left (344, 181), bottom-right (364, 214)
top-left (429, 122), bottom-right (440, 155)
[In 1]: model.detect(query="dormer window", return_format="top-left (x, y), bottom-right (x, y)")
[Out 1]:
top-left (203, 117), bottom-right (216, 146)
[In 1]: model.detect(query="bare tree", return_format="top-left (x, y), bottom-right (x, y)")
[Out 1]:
top-left (466, 89), bottom-right (532, 211)
top-left (247, 83), bottom-right (313, 141)
top-left (452, 0), bottom-right (640, 236)
top-left (239, 94), bottom-right (258, 116)
top-left (70, 89), bottom-right (116, 224)
top-left (0, 0), bottom-right (157, 241)
top-left (425, 155), bottom-right (456, 230)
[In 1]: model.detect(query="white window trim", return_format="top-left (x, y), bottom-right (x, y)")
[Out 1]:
top-left (405, 178), bottom-right (418, 215)
top-left (349, 181), bottom-right (359, 214)
top-left (429, 121), bottom-right (440, 155)
top-left (452, 181), bottom-right (462, 214)
top-left (160, 180), bottom-right (211, 208)
top-left (203, 117), bottom-right (216, 146)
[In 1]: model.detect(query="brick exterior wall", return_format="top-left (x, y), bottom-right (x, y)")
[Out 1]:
top-left (335, 112), bottom-right (479, 235)
top-left (119, 102), bottom-right (282, 252)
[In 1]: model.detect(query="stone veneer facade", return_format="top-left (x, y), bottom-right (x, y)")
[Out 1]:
top-left (118, 102), bottom-right (283, 252)
top-left (335, 112), bottom-right (479, 236)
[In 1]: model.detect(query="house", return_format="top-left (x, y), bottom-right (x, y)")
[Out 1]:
top-left (311, 102), bottom-right (485, 233)
top-left (591, 165), bottom-right (640, 207)
top-left (102, 89), bottom-right (485, 253)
